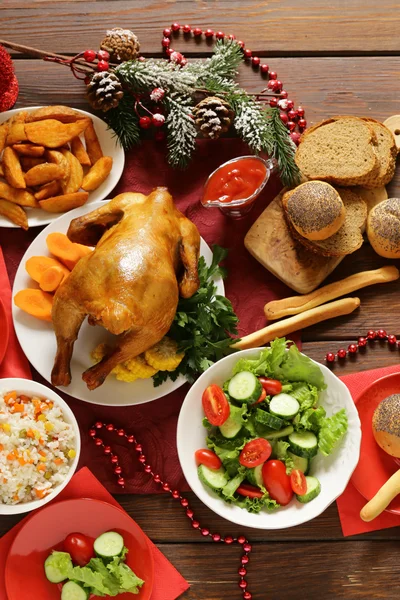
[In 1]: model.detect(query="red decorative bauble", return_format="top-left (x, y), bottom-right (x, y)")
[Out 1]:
top-left (287, 109), bottom-right (298, 121)
top-left (171, 22), bottom-right (180, 32)
top-left (287, 120), bottom-right (296, 132)
top-left (244, 49), bottom-right (252, 59)
top-left (260, 64), bottom-right (269, 75)
top-left (182, 24), bottom-right (191, 34)
top-left (169, 51), bottom-right (184, 65)
top-left (251, 56), bottom-right (260, 67)
top-left (297, 106), bottom-right (305, 117)
top-left (348, 343), bottom-right (358, 354)
top-left (193, 28), bottom-right (202, 37)
top-left (290, 132), bottom-right (301, 146)
top-left (269, 71), bottom-right (277, 80)
top-left (139, 116), bottom-right (152, 129)
top-left (163, 28), bottom-right (171, 37)
top-left (162, 37), bottom-right (171, 48)
top-left (269, 97), bottom-right (278, 107)
top-left (205, 29), bottom-right (214, 38)
top-left (97, 49), bottom-right (110, 61)
top-left (97, 60), bottom-right (109, 72)
top-left (326, 352), bottom-right (335, 363)
top-left (337, 349), bottom-right (347, 359)
top-left (0, 45), bottom-right (19, 112)
top-left (280, 90), bottom-right (288, 99)
top-left (83, 49), bottom-right (97, 62)
top-left (298, 118), bottom-right (307, 129)
top-left (216, 31), bottom-right (225, 40)
top-left (279, 112), bottom-right (288, 125)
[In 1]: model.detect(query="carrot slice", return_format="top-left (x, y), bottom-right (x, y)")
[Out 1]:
top-left (14, 289), bottom-right (53, 322)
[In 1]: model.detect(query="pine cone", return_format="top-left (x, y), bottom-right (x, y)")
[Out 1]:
top-left (192, 96), bottom-right (234, 140)
top-left (86, 71), bottom-right (124, 112)
top-left (100, 28), bottom-right (140, 62)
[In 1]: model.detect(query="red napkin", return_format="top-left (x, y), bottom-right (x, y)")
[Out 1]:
top-left (337, 365), bottom-right (400, 536)
top-left (0, 467), bottom-right (189, 600)
top-left (0, 138), bottom-right (300, 495)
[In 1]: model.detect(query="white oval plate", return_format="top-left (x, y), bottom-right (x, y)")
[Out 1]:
top-left (177, 348), bottom-right (361, 529)
top-left (0, 106), bottom-right (124, 228)
top-left (12, 201), bottom-right (225, 406)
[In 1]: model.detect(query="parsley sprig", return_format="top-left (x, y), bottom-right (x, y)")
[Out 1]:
top-left (153, 246), bottom-right (239, 386)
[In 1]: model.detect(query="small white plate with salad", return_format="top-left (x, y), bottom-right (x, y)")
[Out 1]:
top-left (177, 339), bottom-right (361, 529)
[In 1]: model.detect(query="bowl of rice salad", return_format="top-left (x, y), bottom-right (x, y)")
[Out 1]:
top-left (0, 378), bottom-right (80, 515)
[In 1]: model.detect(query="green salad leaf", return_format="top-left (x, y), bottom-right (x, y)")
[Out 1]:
top-left (235, 493), bottom-right (279, 513)
top-left (318, 409), bottom-right (348, 456)
top-left (290, 382), bottom-right (319, 410)
top-left (107, 559), bottom-right (145, 594)
top-left (271, 439), bottom-right (294, 474)
top-left (296, 406), bottom-right (327, 432)
top-left (44, 551), bottom-right (73, 581)
top-left (275, 344), bottom-right (326, 390)
top-left (221, 469), bottom-right (247, 500)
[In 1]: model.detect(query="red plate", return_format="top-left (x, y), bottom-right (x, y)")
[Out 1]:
top-left (5, 498), bottom-right (154, 600)
top-left (0, 297), bottom-right (9, 365)
top-left (351, 372), bottom-right (400, 514)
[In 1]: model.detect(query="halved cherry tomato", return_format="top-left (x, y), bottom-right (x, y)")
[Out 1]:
top-left (195, 449), bottom-right (222, 470)
top-left (252, 387), bottom-right (267, 405)
top-left (262, 459), bottom-right (293, 505)
top-left (290, 469), bottom-right (307, 495)
top-left (236, 483), bottom-right (263, 499)
top-left (202, 384), bottom-right (230, 426)
top-left (64, 532), bottom-right (95, 566)
top-left (239, 438), bottom-right (272, 468)
top-left (258, 377), bottom-right (282, 396)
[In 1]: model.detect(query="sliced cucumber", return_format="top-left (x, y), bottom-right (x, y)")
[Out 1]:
top-left (256, 423), bottom-right (294, 440)
top-left (94, 531), bottom-right (124, 559)
top-left (61, 581), bottom-right (88, 600)
top-left (287, 451), bottom-right (309, 475)
top-left (255, 408), bottom-right (284, 430)
top-left (44, 553), bottom-right (71, 583)
top-left (288, 431), bottom-right (318, 458)
top-left (296, 475), bottom-right (321, 503)
top-left (198, 464), bottom-right (229, 491)
top-left (246, 464), bottom-right (264, 488)
top-left (219, 404), bottom-right (244, 438)
top-left (270, 393), bottom-right (300, 420)
top-left (228, 372), bottom-right (262, 404)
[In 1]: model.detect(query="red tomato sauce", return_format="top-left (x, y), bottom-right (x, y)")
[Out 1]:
top-left (203, 157), bottom-right (267, 205)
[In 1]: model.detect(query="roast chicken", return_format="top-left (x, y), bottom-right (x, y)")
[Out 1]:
top-left (51, 188), bottom-right (200, 390)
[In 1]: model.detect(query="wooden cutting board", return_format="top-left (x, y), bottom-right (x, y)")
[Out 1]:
top-left (244, 190), bottom-right (344, 294)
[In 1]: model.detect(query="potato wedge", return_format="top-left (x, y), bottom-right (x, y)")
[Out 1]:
top-left (84, 121), bottom-right (103, 164)
top-left (70, 136), bottom-right (91, 166)
top-left (10, 111), bottom-right (28, 124)
top-left (61, 149), bottom-right (83, 193)
top-left (25, 118), bottom-right (90, 148)
top-left (3, 147), bottom-right (26, 189)
top-left (34, 180), bottom-right (62, 201)
top-left (25, 105), bottom-right (83, 124)
top-left (47, 149), bottom-right (70, 189)
top-left (20, 156), bottom-right (46, 171)
top-left (13, 144), bottom-right (45, 157)
top-left (81, 156), bottom-right (113, 191)
top-left (0, 181), bottom-right (38, 207)
top-left (6, 123), bottom-right (27, 146)
top-left (0, 123), bottom-right (9, 154)
top-left (25, 163), bottom-right (65, 187)
top-left (0, 164), bottom-right (4, 177)
top-left (39, 191), bottom-right (89, 213)
top-left (0, 198), bottom-right (28, 229)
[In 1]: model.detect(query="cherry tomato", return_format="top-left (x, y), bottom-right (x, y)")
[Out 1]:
top-left (202, 384), bottom-right (230, 426)
top-left (195, 449), bottom-right (222, 470)
top-left (252, 387), bottom-right (267, 405)
top-left (290, 469), bottom-right (307, 495)
top-left (258, 377), bottom-right (282, 396)
top-left (237, 483), bottom-right (263, 499)
top-left (262, 460), bottom-right (293, 506)
top-left (239, 438), bottom-right (272, 468)
top-left (64, 532), bottom-right (95, 566)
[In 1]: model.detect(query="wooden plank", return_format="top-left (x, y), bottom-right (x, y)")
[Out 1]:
top-left (2, 1), bottom-right (400, 55)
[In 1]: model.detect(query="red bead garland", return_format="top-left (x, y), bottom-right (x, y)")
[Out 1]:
top-left (325, 329), bottom-right (400, 365)
top-left (90, 423), bottom-right (253, 599)
top-left (160, 22), bottom-right (306, 140)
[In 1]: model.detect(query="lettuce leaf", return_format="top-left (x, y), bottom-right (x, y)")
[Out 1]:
top-left (318, 409), bottom-right (348, 456)
top-left (290, 383), bottom-right (319, 410)
top-left (107, 559), bottom-right (144, 593)
top-left (235, 492), bottom-right (279, 513)
top-left (232, 338), bottom-right (287, 377)
top-left (276, 344), bottom-right (326, 390)
top-left (271, 439), bottom-right (294, 474)
top-left (221, 469), bottom-right (247, 500)
top-left (69, 563), bottom-right (110, 595)
top-left (297, 406), bottom-right (326, 432)
top-left (44, 551), bottom-right (73, 581)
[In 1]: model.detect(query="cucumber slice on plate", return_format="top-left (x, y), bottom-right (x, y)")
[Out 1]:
top-left (219, 404), bottom-right (244, 438)
top-left (255, 408), bottom-right (284, 431)
top-left (44, 553), bottom-right (71, 583)
top-left (94, 531), bottom-right (124, 559)
top-left (256, 423), bottom-right (294, 440)
top-left (61, 581), bottom-right (89, 600)
top-left (296, 476), bottom-right (321, 503)
top-left (228, 372), bottom-right (262, 403)
top-left (287, 451), bottom-right (309, 475)
top-left (288, 431), bottom-right (318, 458)
top-left (269, 393), bottom-right (300, 419)
top-left (246, 464), bottom-right (264, 488)
top-left (198, 464), bottom-right (229, 491)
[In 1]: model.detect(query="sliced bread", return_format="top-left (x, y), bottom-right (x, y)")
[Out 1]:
top-left (283, 188), bottom-right (367, 257)
top-left (361, 118), bottom-right (397, 188)
top-left (295, 116), bottom-right (380, 186)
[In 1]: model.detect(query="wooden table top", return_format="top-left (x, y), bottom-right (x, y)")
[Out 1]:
top-left (1, 2), bottom-right (400, 599)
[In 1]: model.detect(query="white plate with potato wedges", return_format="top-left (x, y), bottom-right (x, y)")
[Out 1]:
top-left (0, 105), bottom-right (125, 229)
top-left (12, 200), bottom-right (225, 406)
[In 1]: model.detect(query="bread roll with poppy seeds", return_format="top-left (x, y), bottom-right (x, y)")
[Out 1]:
top-left (372, 394), bottom-right (400, 458)
top-left (283, 181), bottom-right (346, 241)
top-left (367, 198), bottom-right (400, 258)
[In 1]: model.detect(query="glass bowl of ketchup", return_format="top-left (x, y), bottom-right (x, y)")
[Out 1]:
top-left (201, 155), bottom-right (276, 218)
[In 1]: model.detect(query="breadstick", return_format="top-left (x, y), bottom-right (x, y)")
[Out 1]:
top-left (233, 297), bottom-right (360, 350)
top-left (264, 266), bottom-right (398, 320)
top-left (360, 470), bottom-right (400, 522)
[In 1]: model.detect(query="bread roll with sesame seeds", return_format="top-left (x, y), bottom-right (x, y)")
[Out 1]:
top-left (283, 181), bottom-right (346, 241)
top-left (372, 394), bottom-right (400, 458)
top-left (367, 198), bottom-right (400, 259)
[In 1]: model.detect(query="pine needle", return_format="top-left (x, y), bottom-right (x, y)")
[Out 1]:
top-left (103, 93), bottom-right (140, 150)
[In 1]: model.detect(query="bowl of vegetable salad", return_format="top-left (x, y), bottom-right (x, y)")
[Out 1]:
top-left (0, 378), bottom-right (80, 515)
top-left (177, 339), bottom-right (361, 529)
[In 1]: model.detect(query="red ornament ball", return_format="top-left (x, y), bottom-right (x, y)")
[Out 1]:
top-left (201, 528), bottom-right (210, 536)
top-left (377, 329), bottom-right (387, 339)
top-left (280, 90), bottom-right (288, 99)
top-left (297, 106), bottom-right (305, 117)
top-left (162, 37), bottom-right (171, 48)
top-left (244, 593), bottom-right (252, 600)
top-left (267, 79), bottom-right (277, 91)
top-left (290, 132), bottom-right (301, 146)
top-left (237, 40), bottom-right (245, 49)
top-left (216, 31), bottom-right (225, 39)
top-left (326, 352), bottom-right (335, 363)
top-left (367, 330), bottom-right (377, 340)
top-left (260, 64), bottom-right (269, 75)
top-left (163, 28), bottom-right (171, 37)
top-left (287, 121), bottom-right (296, 132)
top-left (287, 109), bottom-right (298, 121)
top-left (337, 349), bottom-right (347, 359)
top-left (279, 112), bottom-right (288, 125)
top-left (224, 536), bottom-right (234, 544)
top-left (298, 118), bottom-right (307, 129)
top-left (348, 343), bottom-right (358, 354)
top-left (83, 49), bottom-right (97, 62)
top-left (97, 49), bottom-right (110, 61)
top-left (169, 51), bottom-right (184, 65)
top-left (182, 24), bottom-right (191, 34)
top-left (171, 22), bottom-right (180, 32)
top-left (244, 49), bottom-right (252, 59)
top-left (269, 71), bottom-right (277, 80)
top-left (287, 100), bottom-right (295, 110)
top-left (252, 56), bottom-right (260, 67)
top-left (139, 116), bottom-right (152, 129)
top-left (269, 97), bottom-right (278, 108)
top-left (241, 555), bottom-right (249, 565)
top-left (0, 45), bottom-right (18, 112)
top-left (205, 29), bottom-right (214, 38)
top-left (228, 34), bottom-right (236, 40)
top-left (97, 60), bottom-right (109, 72)
top-left (274, 80), bottom-right (283, 92)
top-left (358, 337), bottom-right (367, 347)
top-left (117, 477), bottom-right (125, 486)
top-left (212, 533), bottom-right (221, 542)
top-left (193, 28), bottom-right (202, 37)
top-left (388, 334), bottom-right (397, 345)
top-left (239, 567), bottom-right (247, 577)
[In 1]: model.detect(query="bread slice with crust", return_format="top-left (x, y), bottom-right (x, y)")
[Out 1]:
top-left (295, 116), bottom-right (380, 187)
top-left (361, 118), bottom-right (397, 188)
top-left (283, 187), bottom-right (367, 257)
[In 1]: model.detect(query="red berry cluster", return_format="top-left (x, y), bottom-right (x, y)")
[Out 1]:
top-left (90, 421), bottom-right (253, 599)
top-left (136, 87), bottom-right (166, 139)
top-left (83, 48), bottom-right (111, 72)
top-left (161, 23), bottom-right (306, 143)
top-left (325, 329), bottom-right (397, 364)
